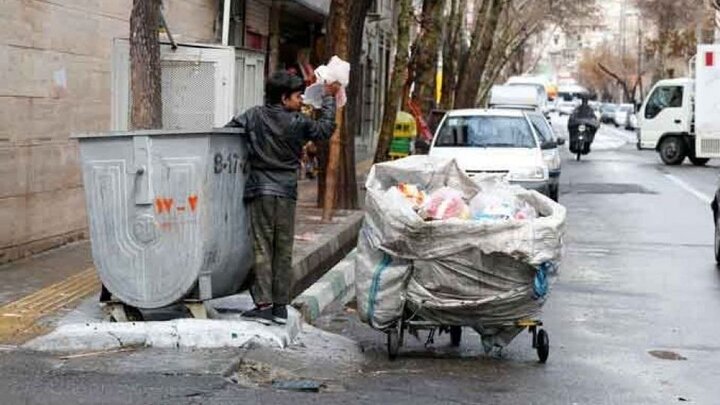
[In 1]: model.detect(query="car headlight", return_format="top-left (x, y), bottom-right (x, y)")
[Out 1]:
top-left (507, 166), bottom-right (548, 181)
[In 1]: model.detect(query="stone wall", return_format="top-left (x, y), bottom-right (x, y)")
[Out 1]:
top-left (0, 0), bottom-right (218, 264)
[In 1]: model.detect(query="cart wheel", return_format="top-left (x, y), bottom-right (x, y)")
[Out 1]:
top-left (387, 328), bottom-right (400, 361)
top-left (450, 326), bottom-right (462, 347)
top-left (536, 329), bottom-right (549, 363)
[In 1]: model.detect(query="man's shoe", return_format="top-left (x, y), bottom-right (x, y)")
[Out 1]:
top-left (272, 305), bottom-right (287, 325)
top-left (242, 306), bottom-right (273, 325)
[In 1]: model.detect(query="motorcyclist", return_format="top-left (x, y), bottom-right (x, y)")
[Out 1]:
top-left (567, 94), bottom-right (599, 154)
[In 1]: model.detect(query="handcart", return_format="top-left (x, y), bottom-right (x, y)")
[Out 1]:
top-left (385, 307), bottom-right (550, 363)
top-left (356, 156), bottom-right (565, 366)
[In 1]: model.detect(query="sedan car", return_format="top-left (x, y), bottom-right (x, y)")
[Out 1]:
top-left (429, 109), bottom-right (555, 199)
top-left (613, 104), bottom-right (634, 127)
top-left (600, 103), bottom-right (617, 124)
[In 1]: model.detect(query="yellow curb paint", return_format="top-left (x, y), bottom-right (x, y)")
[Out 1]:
top-left (0, 267), bottom-right (99, 343)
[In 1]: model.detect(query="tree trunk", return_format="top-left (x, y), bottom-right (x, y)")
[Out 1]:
top-left (339, 0), bottom-right (372, 210)
top-left (410, 0), bottom-right (445, 115)
top-left (440, 0), bottom-right (464, 110)
top-left (374, 0), bottom-right (411, 163)
top-left (130, 0), bottom-right (162, 129)
top-left (321, 0), bottom-right (371, 220)
top-left (322, 0), bottom-right (348, 221)
top-left (454, 0), bottom-right (503, 109)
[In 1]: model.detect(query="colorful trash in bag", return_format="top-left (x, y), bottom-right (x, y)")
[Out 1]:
top-left (355, 156), bottom-right (566, 349)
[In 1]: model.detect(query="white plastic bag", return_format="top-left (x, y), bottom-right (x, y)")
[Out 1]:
top-left (419, 187), bottom-right (470, 220)
top-left (469, 186), bottom-right (537, 222)
top-left (302, 83), bottom-right (325, 108)
top-left (314, 56), bottom-right (350, 86)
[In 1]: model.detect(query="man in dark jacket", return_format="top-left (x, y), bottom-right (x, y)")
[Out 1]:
top-left (567, 94), bottom-right (599, 154)
top-left (226, 71), bottom-right (339, 324)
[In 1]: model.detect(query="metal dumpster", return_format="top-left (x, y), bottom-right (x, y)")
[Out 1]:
top-left (74, 128), bottom-right (252, 310)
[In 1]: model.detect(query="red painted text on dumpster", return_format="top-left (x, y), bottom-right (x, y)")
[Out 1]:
top-left (188, 195), bottom-right (199, 212)
top-left (155, 198), bottom-right (174, 214)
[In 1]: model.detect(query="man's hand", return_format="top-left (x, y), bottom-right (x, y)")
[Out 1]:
top-left (324, 82), bottom-right (342, 97)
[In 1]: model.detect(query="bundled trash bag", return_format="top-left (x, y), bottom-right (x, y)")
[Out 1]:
top-left (420, 187), bottom-right (470, 220)
top-left (355, 156), bottom-right (566, 349)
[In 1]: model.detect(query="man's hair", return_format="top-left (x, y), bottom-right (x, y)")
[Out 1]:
top-left (265, 71), bottom-right (305, 104)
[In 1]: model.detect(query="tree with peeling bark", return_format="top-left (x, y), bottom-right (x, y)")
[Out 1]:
top-left (409, 0), bottom-right (445, 115)
top-left (440, 0), bottom-right (466, 110)
top-left (443, 0), bottom-right (598, 109)
top-left (374, 0), bottom-right (412, 163)
top-left (320, 0), bottom-right (373, 221)
top-left (130, 0), bottom-right (162, 129)
top-left (454, 0), bottom-right (504, 109)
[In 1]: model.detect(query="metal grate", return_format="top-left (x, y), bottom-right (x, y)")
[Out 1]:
top-left (700, 138), bottom-right (720, 156)
top-left (160, 60), bottom-right (216, 130)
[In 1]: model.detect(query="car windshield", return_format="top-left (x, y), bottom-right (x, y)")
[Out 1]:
top-left (601, 104), bottom-right (616, 112)
top-left (619, 106), bottom-right (633, 113)
top-left (435, 116), bottom-right (537, 148)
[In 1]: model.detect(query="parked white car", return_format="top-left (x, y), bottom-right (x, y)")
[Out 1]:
top-left (614, 104), bottom-right (634, 127)
top-left (429, 109), bottom-right (557, 200)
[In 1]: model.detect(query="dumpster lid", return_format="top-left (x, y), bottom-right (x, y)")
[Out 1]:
top-left (72, 128), bottom-right (243, 139)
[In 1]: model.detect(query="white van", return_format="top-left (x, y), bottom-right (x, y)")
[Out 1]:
top-left (429, 109), bottom-right (557, 200)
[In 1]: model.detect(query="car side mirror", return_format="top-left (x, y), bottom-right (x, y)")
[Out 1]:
top-left (557, 137), bottom-right (566, 146)
top-left (542, 140), bottom-right (559, 150)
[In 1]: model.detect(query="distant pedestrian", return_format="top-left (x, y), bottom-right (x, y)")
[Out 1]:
top-left (225, 71), bottom-right (339, 324)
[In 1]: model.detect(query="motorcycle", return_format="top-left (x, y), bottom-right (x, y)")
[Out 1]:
top-left (576, 124), bottom-right (587, 161)
top-left (568, 118), bottom-right (598, 161)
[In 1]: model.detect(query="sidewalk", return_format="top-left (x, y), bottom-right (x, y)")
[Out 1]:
top-left (0, 160), bottom-right (372, 344)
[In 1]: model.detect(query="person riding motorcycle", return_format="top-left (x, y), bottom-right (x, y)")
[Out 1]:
top-left (567, 95), bottom-right (599, 154)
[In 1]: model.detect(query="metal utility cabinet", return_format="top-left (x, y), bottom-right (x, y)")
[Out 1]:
top-left (74, 129), bottom-right (252, 313)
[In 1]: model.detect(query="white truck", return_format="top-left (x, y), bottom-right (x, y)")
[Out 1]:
top-left (638, 44), bottom-right (720, 166)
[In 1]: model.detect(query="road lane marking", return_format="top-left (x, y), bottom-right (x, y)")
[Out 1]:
top-left (664, 174), bottom-right (713, 204)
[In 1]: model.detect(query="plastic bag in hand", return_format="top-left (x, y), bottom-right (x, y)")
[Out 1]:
top-left (420, 187), bottom-right (470, 220)
top-left (314, 56), bottom-right (350, 87)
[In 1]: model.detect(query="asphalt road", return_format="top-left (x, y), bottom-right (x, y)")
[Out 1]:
top-left (1, 115), bottom-right (720, 404)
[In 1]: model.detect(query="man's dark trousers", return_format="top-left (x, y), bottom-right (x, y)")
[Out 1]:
top-left (248, 196), bottom-right (296, 306)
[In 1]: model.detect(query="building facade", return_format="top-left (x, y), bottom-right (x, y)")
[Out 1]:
top-left (1, 0), bottom-right (393, 263)
top-left (0, 0), bottom-right (352, 264)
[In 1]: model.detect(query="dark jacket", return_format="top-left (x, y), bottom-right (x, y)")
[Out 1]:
top-left (225, 96), bottom-right (336, 200)
top-left (568, 104), bottom-right (598, 129)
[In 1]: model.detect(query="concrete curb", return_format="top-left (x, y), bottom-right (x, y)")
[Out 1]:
top-left (292, 249), bottom-right (356, 324)
top-left (290, 212), bottom-right (363, 299)
top-left (22, 293), bottom-right (303, 353)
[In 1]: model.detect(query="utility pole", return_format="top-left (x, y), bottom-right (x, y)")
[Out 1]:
top-left (620, 0), bottom-right (627, 59)
top-left (637, 13), bottom-right (643, 102)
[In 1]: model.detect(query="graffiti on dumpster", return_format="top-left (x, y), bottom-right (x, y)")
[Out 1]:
top-left (188, 194), bottom-right (199, 212)
top-left (213, 152), bottom-right (246, 174)
top-left (155, 195), bottom-right (199, 215)
top-left (155, 198), bottom-right (174, 214)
